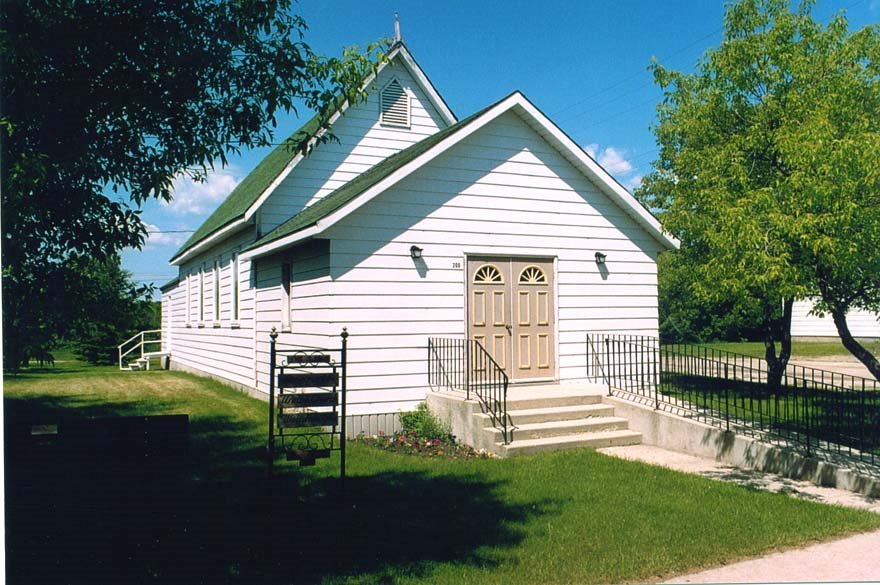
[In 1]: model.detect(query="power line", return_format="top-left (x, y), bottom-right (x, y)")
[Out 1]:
top-left (552, 25), bottom-right (724, 121)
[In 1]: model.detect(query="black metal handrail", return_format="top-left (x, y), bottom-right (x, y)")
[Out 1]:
top-left (585, 334), bottom-right (613, 395)
top-left (588, 334), bottom-right (880, 468)
top-left (428, 338), bottom-right (510, 443)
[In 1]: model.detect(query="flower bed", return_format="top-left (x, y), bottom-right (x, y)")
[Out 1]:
top-left (357, 430), bottom-right (494, 459)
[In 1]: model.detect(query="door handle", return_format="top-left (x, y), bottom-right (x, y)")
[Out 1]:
top-left (504, 324), bottom-right (512, 334)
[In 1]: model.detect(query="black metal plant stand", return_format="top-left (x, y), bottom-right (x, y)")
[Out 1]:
top-left (267, 327), bottom-right (348, 483)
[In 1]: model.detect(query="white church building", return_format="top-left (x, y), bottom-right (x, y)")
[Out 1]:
top-left (158, 35), bottom-right (677, 434)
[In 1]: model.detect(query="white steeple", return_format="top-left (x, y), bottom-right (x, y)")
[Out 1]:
top-left (393, 12), bottom-right (402, 44)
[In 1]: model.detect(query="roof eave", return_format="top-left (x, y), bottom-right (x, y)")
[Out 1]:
top-left (241, 42), bottom-right (458, 225)
top-left (174, 41), bottom-right (457, 262)
top-left (169, 217), bottom-right (251, 266)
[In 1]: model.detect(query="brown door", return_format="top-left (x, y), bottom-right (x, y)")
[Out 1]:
top-left (512, 259), bottom-right (555, 379)
top-left (468, 257), bottom-right (510, 372)
top-left (467, 257), bottom-right (555, 381)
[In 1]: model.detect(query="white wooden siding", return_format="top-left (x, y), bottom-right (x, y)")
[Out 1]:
top-left (258, 62), bottom-right (447, 234)
top-left (167, 108), bottom-right (664, 420)
top-left (314, 110), bottom-right (661, 415)
top-left (161, 290), bottom-right (171, 353)
top-left (165, 229), bottom-right (258, 388)
top-left (253, 240), bottom-right (335, 393)
top-left (791, 299), bottom-right (880, 338)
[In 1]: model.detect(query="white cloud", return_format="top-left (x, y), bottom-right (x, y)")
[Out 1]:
top-left (165, 166), bottom-right (241, 215)
top-left (583, 142), bottom-right (599, 159)
top-left (625, 174), bottom-right (643, 192)
top-left (597, 146), bottom-right (634, 175)
top-left (144, 223), bottom-right (187, 248)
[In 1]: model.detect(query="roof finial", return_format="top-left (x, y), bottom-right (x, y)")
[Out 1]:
top-left (393, 12), bottom-right (402, 43)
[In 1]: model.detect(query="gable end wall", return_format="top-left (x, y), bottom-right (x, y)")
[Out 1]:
top-left (258, 63), bottom-right (448, 235)
top-left (320, 111), bottom-right (662, 415)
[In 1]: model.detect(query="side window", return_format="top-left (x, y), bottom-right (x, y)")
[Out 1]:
top-left (198, 266), bottom-right (205, 322)
top-left (213, 259), bottom-right (220, 322)
top-left (231, 253), bottom-right (240, 322)
top-left (281, 262), bottom-right (291, 331)
top-left (186, 270), bottom-right (192, 324)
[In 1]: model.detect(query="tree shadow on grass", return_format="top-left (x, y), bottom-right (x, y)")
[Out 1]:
top-left (6, 394), bottom-right (555, 584)
top-left (7, 454), bottom-right (553, 584)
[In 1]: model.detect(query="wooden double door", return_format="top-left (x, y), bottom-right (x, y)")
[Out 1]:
top-left (467, 256), bottom-right (556, 381)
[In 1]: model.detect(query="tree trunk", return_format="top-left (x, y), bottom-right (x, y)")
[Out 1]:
top-left (829, 307), bottom-right (880, 381)
top-left (763, 298), bottom-right (793, 390)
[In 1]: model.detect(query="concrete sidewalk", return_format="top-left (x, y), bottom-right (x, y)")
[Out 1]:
top-left (663, 529), bottom-right (880, 583)
top-left (597, 445), bottom-right (880, 583)
top-left (599, 444), bottom-right (880, 512)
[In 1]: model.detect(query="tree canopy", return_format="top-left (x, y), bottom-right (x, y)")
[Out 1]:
top-left (1, 0), bottom-right (385, 369)
top-left (638, 0), bottom-right (880, 380)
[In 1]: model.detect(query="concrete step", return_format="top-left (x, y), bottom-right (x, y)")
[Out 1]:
top-left (507, 382), bottom-right (607, 394)
top-left (500, 429), bottom-right (643, 456)
top-left (485, 416), bottom-right (629, 443)
top-left (504, 391), bottom-right (604, 411)
top-left (507, 403), bottom-right (616, 425)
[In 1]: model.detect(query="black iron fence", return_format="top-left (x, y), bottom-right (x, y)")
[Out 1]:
top-left (587, 334), bottom-right (880, 468)
top-left (428, 338), bottom-right (510, 443)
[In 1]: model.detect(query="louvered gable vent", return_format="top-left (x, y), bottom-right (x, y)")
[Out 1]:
top-left (380, 78), bottom-right (410, 127)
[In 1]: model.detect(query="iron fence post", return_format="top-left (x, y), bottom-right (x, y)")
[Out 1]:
top-left (340, 328), bottom-right (348, 489)
top-left (859, 378), bottom-right (865, 462)
top-left (804, 378), bottom-right (811, 458)
top-left (653, 337), bottom-right (659, 410)
top-left (724, 363), bottom-right (730, 432)
top-left (466, 339), bottom-right (471, 400)
top-left (604, 338), bottom-right (611, 396)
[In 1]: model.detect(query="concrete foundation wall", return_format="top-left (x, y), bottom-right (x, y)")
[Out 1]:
top-left (606, 395), bottom-right (880, 497)
top-left (169, 358), bottom-right (400, 438)
top-left (427, 392), bottom-right (495, 452)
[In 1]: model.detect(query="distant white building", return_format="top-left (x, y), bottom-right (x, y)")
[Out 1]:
top-left (158, 38), bottom-right (677, 432)
top-left (791, 299), bottom-right (880, 339)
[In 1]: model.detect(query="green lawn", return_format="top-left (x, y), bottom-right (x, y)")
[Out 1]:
top-left (5, 361), bottom-right (880, 585)
top-left (704, 339), bottom-right (880, 359)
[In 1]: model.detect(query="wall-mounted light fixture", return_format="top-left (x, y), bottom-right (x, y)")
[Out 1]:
top-left (594, 251), bottom-right (607, 266)
top-left (410, 245), bottom-right (423, 260)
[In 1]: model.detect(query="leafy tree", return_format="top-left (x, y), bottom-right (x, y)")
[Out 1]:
top-left (70, 255), bottom-right (155, 365)
top-left (639, 0), bottom-right (880, 382)
top-left (1, 0), bottom-right (384, 370)
top-left (658, 250), bottom-right (765, 343)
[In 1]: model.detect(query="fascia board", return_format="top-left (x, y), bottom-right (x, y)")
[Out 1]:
top-left (240, 225), bottom-right (320, 260)
top-left (170, 218), bottom-right (250, 266)
top-left (242, 44), bottom-right (456, 223)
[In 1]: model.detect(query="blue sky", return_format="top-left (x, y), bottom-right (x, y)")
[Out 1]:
top-left (123, 0), bottom-right (880, 290)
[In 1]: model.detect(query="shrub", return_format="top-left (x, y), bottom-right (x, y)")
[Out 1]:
top-left (398, 402), bottom-right (449, 440)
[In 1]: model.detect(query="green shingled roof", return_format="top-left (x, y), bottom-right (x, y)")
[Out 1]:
top-left (159, 276), bottom-right (180, 292)
top-left (244, 94), bottom-right (511, 253)
top-left (172, 108), bottom-right (334, 260)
